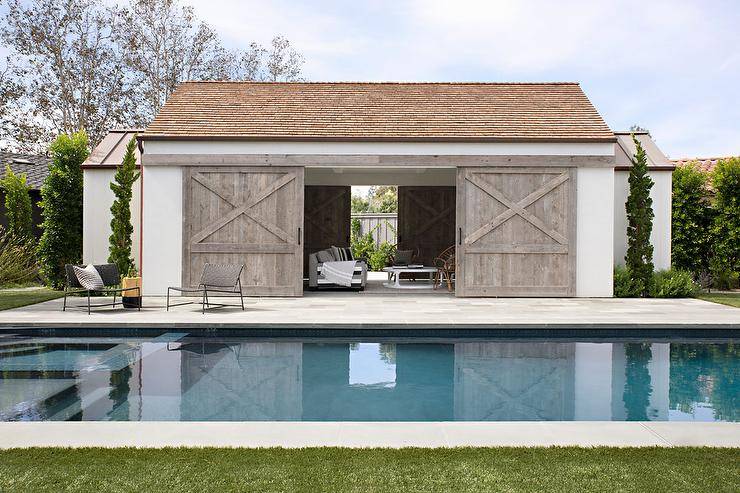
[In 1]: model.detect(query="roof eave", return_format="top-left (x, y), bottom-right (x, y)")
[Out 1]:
top-left (138, 134), bottom-right (617, 144)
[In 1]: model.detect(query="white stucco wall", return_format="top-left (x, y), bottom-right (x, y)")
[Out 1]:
top-left (613, 170), bottom-right (672, 270)
top-left (141, 166), bottom-right (182, 295)
top-left (82, 168), bottom-right (141, 267)
top-left (576, 167), bottom-right (614, 297)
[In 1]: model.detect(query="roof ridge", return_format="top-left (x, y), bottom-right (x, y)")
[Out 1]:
top-left (178, 80), bottom-right (582, 86)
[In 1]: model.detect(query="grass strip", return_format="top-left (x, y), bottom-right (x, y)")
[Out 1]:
top-left (697, 292), bottom-right (740, 308)
top-left (0, 288), bottom-right (63, 311)
top-left (0, 447), bottom-right (737, 493)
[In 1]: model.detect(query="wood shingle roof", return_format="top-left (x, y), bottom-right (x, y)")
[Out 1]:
top-left (142, 82), bottom-right (614, 142)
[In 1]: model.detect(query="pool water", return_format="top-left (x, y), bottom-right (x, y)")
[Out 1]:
top-left (0, 334), bottom-right (736, 422)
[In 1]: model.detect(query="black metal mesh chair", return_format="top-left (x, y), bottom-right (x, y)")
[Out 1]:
top-left (63, 263), bottom-right (141, 314)
top-left (167, 263), bottom-right (245, 314)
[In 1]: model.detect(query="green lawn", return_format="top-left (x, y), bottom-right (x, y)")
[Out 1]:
top-left (0, 287), bottom-right (63, 311)
top-left (697, 292), bottom-right (740, 308)
top-left (0, 447), bottom-right (737, 492)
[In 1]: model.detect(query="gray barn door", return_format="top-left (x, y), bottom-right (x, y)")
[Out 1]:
top-left (456, 167), bottom-right (576, 297)
top-left (183, 166), bottom-right (304, 296)
top-left (303, 186), bottom-right (351, 277)
top-left (398, 186), bottom-right (456, 266)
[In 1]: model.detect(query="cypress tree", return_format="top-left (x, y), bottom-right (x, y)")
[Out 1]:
top-left (37, 131), bottom-right (88, 289)
top-left (625, 134), bottom-right (655, 296)
top-left (0, 165), bottom-right (33, 240)
top-left (108, 137), bottom-right (140, 277)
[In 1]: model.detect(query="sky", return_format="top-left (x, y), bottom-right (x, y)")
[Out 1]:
top-left (187, 0), bottom-right (740, 159)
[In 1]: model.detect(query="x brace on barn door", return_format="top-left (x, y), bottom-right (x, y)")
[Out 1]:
top-left (189, 171), bottom-right (297, 246)
top-left (463, 171), bottom-right (570, 246)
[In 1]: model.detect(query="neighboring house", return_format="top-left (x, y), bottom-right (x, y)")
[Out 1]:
top-left (82, 128), bottom-right (143, 269)
top-left (0, 151), bottom-right (50, 238)
top-left (671, 157), bottom-right (727, 174)
top-left (83, 82), bottom-right (673, 298)
top-left (613, 131), bottom-right (674, 271)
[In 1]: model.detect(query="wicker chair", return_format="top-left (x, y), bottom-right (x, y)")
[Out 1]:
top-left (433, 246), bottom-right (456, 292)
top-left (167, 263), bottom-right (245, 314)
top-left (63, 263), bottom-right (141, 314)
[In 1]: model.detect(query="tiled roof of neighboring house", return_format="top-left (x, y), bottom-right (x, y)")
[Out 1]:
top-left (0, 152), bottom-right (51, 190)
top-left (671, 157), bottom-right (734, 174)
top-left (83, 128), bottom-right (143, 169)
top-left (614, 131), bottom-right (674, 171)
top-left (142, 82), bottom-right (615, 142)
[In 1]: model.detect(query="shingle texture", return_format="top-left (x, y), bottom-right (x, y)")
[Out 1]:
top-left (0, 152), bottom-right (50, 190)
top-left (672, 157), bottom-right (734, 174)
top-left (142, 82), bottom-right (614, 141)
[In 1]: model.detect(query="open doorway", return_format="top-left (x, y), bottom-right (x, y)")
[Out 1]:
top-left (303, 167), bottom-right (456, 294)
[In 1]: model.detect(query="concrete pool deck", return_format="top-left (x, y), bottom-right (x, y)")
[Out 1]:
top-left (0, 422), bottom-right (738, 448)
top-left (0, 293), bottom-right (737, 330)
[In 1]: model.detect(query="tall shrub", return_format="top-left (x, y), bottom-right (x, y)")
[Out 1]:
top-left (108, 137), bottom-right (140, 277)
top-left (0, 165), bottom-right (33, 240)
top-left (672, 163), bottom-right (712, 272)
top-left (625, 135), bottom-right (655, 296)
top-left (710, 157), bottom-right (740, 288)
top-left (37, 131), bottom-right (89, 289)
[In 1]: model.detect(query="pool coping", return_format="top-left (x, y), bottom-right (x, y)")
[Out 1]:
top-left (0, 422), bottom-right (738, 448)
top-left (2, 325), bottom-right (738, 341)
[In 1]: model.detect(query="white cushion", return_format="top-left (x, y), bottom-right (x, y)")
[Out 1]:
top-left (73, 264), bottom-right (105, 290)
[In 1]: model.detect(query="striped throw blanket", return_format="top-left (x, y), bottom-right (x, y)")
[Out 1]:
top-left (321, 261), bottom-right (358, 287)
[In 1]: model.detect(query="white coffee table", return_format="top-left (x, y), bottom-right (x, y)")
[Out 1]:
top-left (382, 266), bottom-right (439, 289)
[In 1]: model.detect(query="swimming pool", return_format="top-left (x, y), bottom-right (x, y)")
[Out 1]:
top-left (0, 333), bottom-right (736, 422)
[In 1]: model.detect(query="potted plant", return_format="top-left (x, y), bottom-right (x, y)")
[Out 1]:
top-left (121, 266), bottom-right (142, 308)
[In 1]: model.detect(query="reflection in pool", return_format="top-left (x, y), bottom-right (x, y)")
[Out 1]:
top-left (0, 335), bottom-right (736, 422)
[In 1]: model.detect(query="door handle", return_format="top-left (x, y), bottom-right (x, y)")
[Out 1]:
top-left (298, 227), bottom-right (301, 245)
top-left (458, 228), bottom-right (462, 245)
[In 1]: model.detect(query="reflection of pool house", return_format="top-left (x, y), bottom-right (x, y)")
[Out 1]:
top-left (118, 341), bottom-right (672, 421)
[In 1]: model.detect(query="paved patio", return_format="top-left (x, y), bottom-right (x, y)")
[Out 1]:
top-left (1, 289), bottom-right (737, 329)
top-left (1, 422), bottom-right (738, 448)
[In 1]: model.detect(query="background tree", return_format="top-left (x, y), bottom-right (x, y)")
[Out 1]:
top-left (367, 186), bottom-right (398, 213)
top-left (625, 135), bottom-right (655, 296)
top-left (37, 131), bottom-right (88, 289)
top-left (264, 36), bottom-right (305, 81)
top-left (118, 0), bottom-right (233, 123)
top-left (108, 138), bottom-right (140, 277)
top-left (0, 62), bottom-right (24, 151)
top-left (671, 164), bottom-right (713, 273)
top-left (0, 0), bottom-right (305, 151)
top-left (1, 0), bottom-right (135, 150)
top-left (0, 166), bottom-right (33, 240)
top-left (710, 157), bottom-right (740, 288)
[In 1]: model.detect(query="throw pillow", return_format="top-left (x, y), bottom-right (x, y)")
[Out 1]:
top-left (73, 264), bottom-right (105, 290)
top-left (317, 249), bottom-right (334, 263)
top-left (331, 246), bottom-right (353, 261)
top-left (394, 249), bottom-right (414, 265)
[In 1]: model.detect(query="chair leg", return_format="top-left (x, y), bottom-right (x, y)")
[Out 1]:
top-left (238, 279), bottom-right (244, 311)
top-left (202, 290), bottom-right (207, 315)
top-left (87, 293), bottom-right (91, 315)
top-left (63, 289), bottom-right (67, 311)
top-left (113, 291), bottom-right (116, 308)
top-left (166, 288), bottom-right (170, 312)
